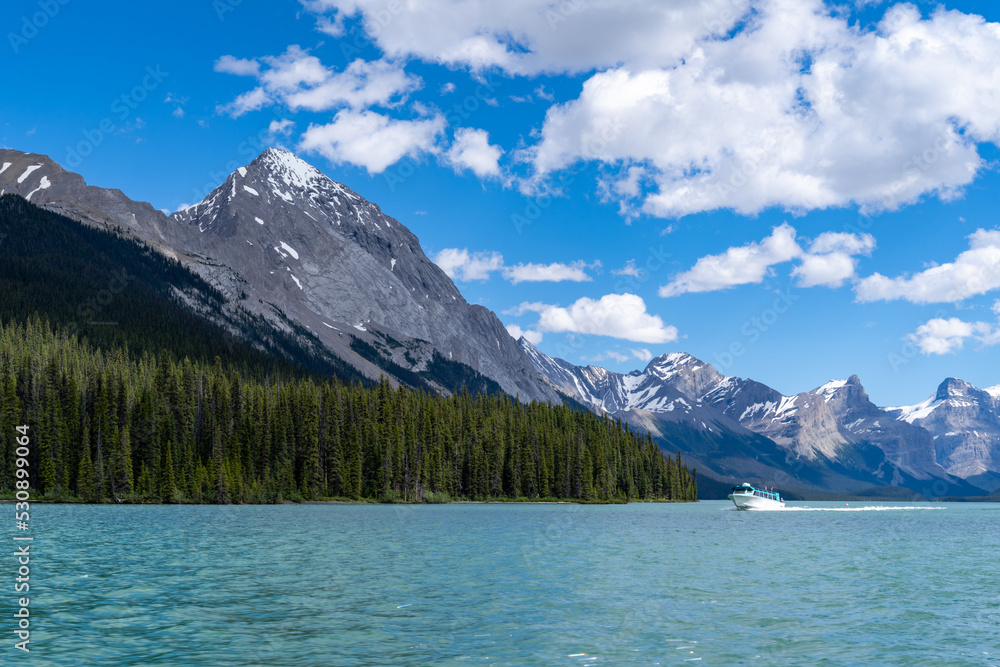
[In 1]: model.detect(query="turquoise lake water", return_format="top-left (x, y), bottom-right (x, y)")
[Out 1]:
top-left (14, 501), bottom-right (1000, 666)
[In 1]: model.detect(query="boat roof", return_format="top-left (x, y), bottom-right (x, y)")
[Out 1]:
top-left (730, 482), bottom-right (781, 494)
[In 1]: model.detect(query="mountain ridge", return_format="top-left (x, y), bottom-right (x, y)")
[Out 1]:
top-left (0, 146), bottom-right (559, 403)
top-left (520, 338), bottom-right (990, 497)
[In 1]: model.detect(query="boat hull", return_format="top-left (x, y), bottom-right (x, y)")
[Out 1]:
top-left (728, 493), bottom-right (785, 510)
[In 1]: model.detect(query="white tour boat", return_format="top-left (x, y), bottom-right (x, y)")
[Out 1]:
top-left (728, 482), bottom-right (785, 510)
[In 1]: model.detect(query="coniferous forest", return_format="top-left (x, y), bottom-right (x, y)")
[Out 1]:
top-left (0, 318), bottom-right (696, 503)
top-left (0, 195), bottom-right (696, 503)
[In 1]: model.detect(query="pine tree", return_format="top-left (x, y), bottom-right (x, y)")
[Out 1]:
top-left (160, 440), bottom-right (176, 502)
top-left (77, 436), bottom-right (96, 503)
top-left (137, 463), bottom-right (153, 500)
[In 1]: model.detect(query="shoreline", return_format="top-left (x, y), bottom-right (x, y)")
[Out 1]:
top-left (0, 497), bottom-right (696, 506)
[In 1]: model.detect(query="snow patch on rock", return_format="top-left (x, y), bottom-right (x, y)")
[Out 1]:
top-left (25, 175), bottom-right (51, 200)
top-left (279, 241), bottom-right (299, 260)
top-left (17, 165), bottom-right (41, 184)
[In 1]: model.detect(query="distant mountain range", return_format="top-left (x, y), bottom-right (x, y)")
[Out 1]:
top-left (520, 339), bottom-right (997, 498)
top-left (3, 145), bottom-right (997, 499)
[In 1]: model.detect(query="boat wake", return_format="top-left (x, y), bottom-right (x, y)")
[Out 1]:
top-left (724, 505), bottom-right (947, 512)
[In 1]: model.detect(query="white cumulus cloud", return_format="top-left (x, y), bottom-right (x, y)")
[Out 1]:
top-left (215, 46), bottom-right (420, 116)
top-left (268, 119), bottom-right (295, 136)
top-left (612, 260), bottom-right (644, 278)
top-left (432, 250), bottom-right (600, 284)
top-left (525, 0), bottom-right (1000, 217)
top-left (446, 128), bottom-right (502, 178)
top-left (792, 232), bottom-right (876, 288)
top-left (856, 229), bottom-right (1000, 303)
top-left (502, 260), bottom-right (597, 285)
top-left (432, 248), bottom-right (504, 282)
top-left (661, 224), bottom-right (876, 295)
top-left (514, 293), bottom-right (678, 343)
top-left (630, 348), bottom-right (653, 362)
top-left (280, 1), bottom-right (1000, 207)
top-left (286, 58), bottom-right (420, 111)
top-left (301, 0), bottom-right (746, 75)
top-left (299, 109), bottom-right (445, 174)
top-left (214, 55), bottom-right (260, 76)
top-left (906, 317), bottom-right (1000, 355)
top-left (659, 223), bottom-right (802, 297)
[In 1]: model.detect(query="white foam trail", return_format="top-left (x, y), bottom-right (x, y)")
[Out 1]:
top-left (777, 506), bottom-right (946, 512)
top-left (721, 505), bottom-right (946, 512)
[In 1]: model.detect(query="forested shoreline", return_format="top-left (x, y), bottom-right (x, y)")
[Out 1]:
top-left (0, 318), bottom-right (697, 504)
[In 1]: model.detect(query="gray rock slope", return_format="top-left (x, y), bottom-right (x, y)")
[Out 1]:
top-left (887, 379), bottom-right (1000, 489)
top-left (0, 147), bottom-right (558, 402)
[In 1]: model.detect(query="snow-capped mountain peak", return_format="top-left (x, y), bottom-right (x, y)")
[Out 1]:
top-left (172, 147), bottom-right (382, 237)
top-left (936, 377), bottom-right (977, 401)
top-left (886, 378), bottom-right (991, 424)
top-left (642, 351), bottom-right (727, 400)
top-left (251, 147), bottom-right (362, 204)
top-left (810, 374), bottom-right (865, 405)
top-left (886, 394), bottom-right (943, 424)
top-left (255, 147), bottom-right (325, 189)
top-left (886, 377), bottom-right (1000, 482)
top-left (644, 352), bottom-right (698, 378)
top-left (815, 379), bottom-right (848, 402)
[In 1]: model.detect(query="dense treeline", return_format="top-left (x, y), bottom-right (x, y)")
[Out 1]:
top-left (0, 318), bottom-right (697, 503)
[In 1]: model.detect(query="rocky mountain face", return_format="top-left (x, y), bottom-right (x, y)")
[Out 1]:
top-left (520, 339), bottom-right (983, 497)
top-left (519, 341), bottom-right (809, 490)
top-left (814, 376), bottom-right (946, 481)
top-left (0, 147), bottom-right (559, 402)
top-left (704, 376), bottom-right (845, 461)
top-left (0, 148), bottom-right (203, 253)
top-left (886, 379), bottom-right (1000, 490)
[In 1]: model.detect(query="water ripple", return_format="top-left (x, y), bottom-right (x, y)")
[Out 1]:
top-left (17, 502), bottom-right (1000, 666)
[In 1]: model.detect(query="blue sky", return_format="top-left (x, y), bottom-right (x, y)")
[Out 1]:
top-left (4, 0), bottom-right (1000, 407)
